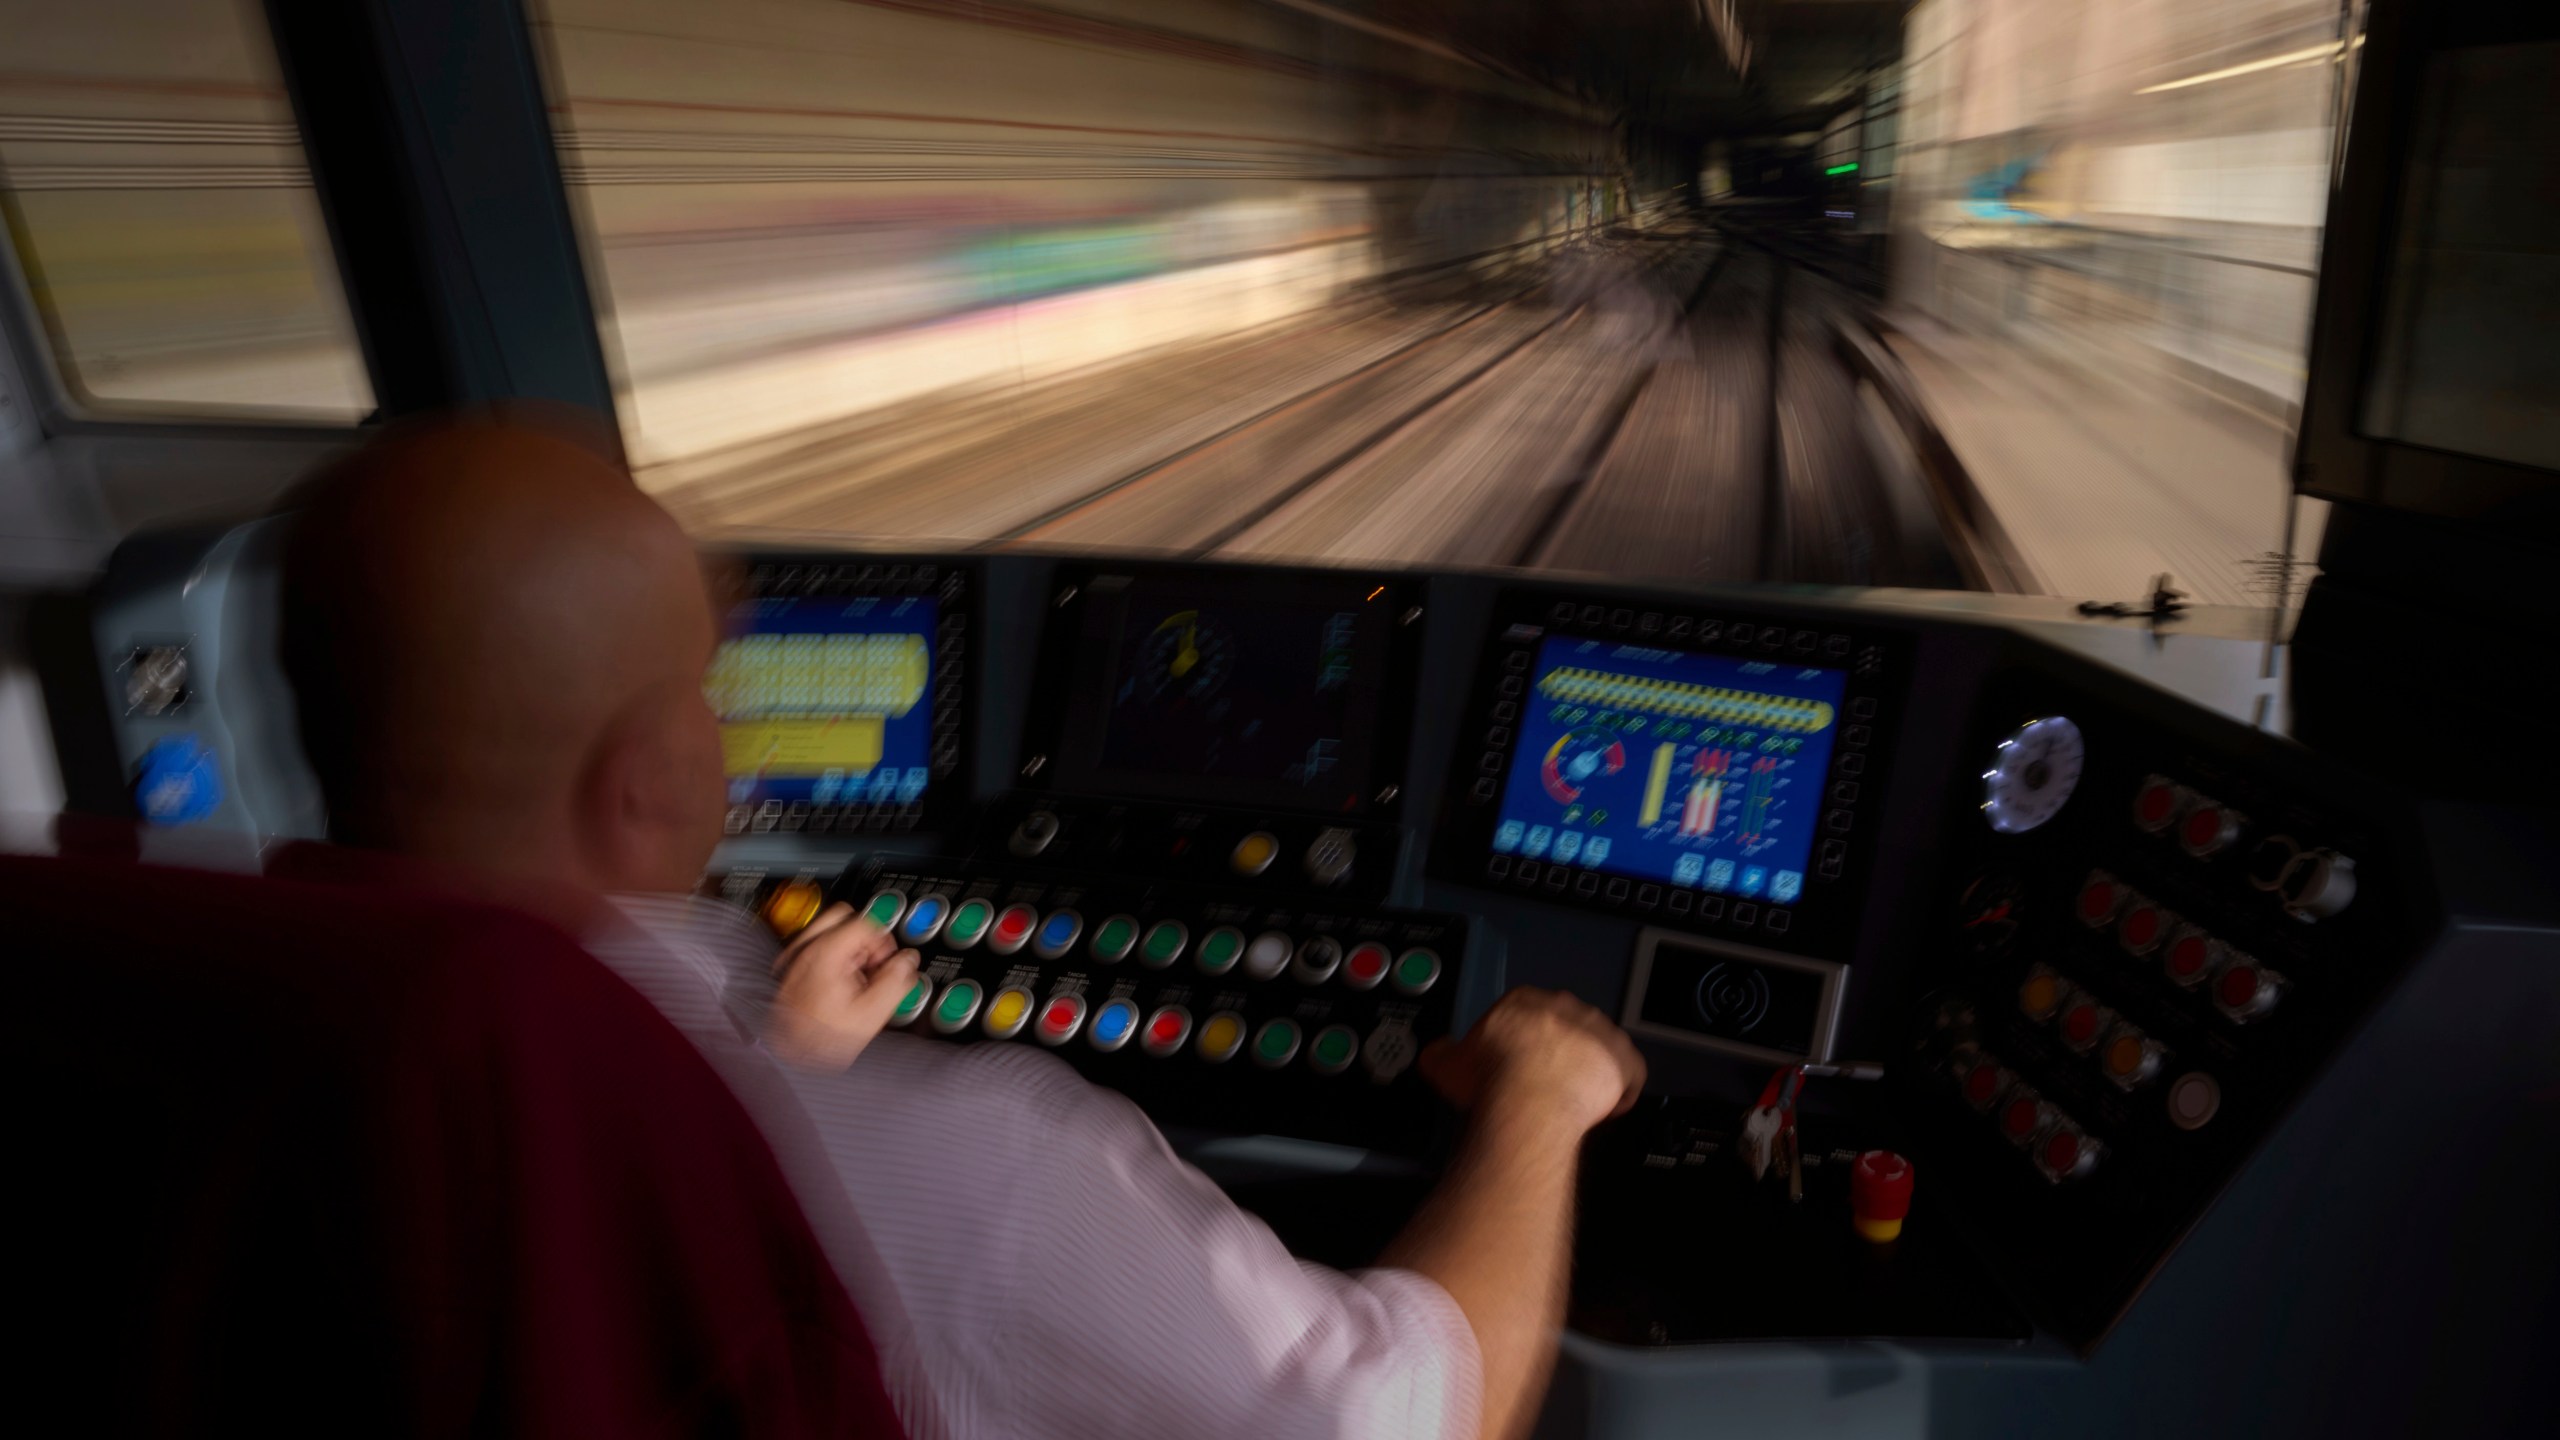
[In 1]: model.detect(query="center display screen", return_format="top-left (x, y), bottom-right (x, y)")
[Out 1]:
top-left (709, 595), bottom-right (937, 809)
top-left (1493, 635), bottom-right (1846, 903)
top-left (1046, 569), bottom-right (1403, 813)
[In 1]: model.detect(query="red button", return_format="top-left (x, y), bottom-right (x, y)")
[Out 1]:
top-left (2218, 965), bottom-right (2260, 1009)
top-left (1044, 999), bottom-right (1078, 1028)
top-left (2043, 1131), bottom-right (2081, 1174)
top-left (2002, 1097), bottom-right (2043, 1138)
top-left (2135, 781), bottom-right (2179, 829)
top-left (2062, 1003), bottom-right (2101, 1046)
top-left (996, 906), bottom-right (1035, 939)
top-left (1963, 1065), bottom-right (2003, 1106)
top-left (1345, 942), bottom-right (1391, 984)
top-left (1851, 1150), bottom-right (1915, 1221)
top-left (2182, 804), bottom-right (2237, 857)
top-left (2119, 905), bottom-right (2163, 951)
top-left (2168, 932), bottom-right (2213, 979)
top-left (1149, 1013), bottom-right (1185, 1043)
top-left (2078, 879), bottom-right (2119, 925)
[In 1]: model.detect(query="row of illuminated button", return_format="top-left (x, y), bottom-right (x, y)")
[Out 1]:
top-left (1953, 1039), bottom-right (2223, 1149)
top-left (891, 978), bottom-right (1375, 1074)
top-left (1948, 1045), bottom-right (2110, 1183)
top-left (867, 889), bottom-right (1439, 995)
top-left (2076, 871), bottom-right (2285, 1022)
top-left (2129, 773), bottom-right (2243, 858)
top-left (2015, 965), bottom-right (2165, 1090)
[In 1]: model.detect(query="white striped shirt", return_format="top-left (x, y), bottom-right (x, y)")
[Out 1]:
top-left (592, 895), bottom-right (1482, 1440)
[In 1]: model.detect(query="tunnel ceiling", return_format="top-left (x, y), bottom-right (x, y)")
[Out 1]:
top-left (1358, 0), bottom-right (1908, 144)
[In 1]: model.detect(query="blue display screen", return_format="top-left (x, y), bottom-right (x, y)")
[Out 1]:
top-left (709, 596), bottom-right (937, 808)
top-left (1492, 636), bottom-right (1846, 903)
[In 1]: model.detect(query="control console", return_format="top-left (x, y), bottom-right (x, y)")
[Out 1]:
top-left (825, 858), bottom-right (1467, 1157)
top-left (1894, 658), bottom-right (2428, 1350)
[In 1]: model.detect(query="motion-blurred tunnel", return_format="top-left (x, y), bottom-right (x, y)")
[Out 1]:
top-left (3, 0), bottom-right (2337, 605)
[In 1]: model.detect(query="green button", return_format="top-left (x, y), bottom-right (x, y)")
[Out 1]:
top-left (865, 891), bottom-right (906, 927)
top-left (1393, 948), bottom-right (1441, 995)
top-left (892, 979), bottom-right (930, 1025)
top-left (934, 980), bottom-right (982, 1027)
top-left (1309, 1027), bottom-right (1357, 1072)
top-left (1255, 1018), bottom-right (1301, 1064)
top-left (1092, 916), bottom-right (1139, 963)
top-left (947, 899), bottom-right (993, 947)
top-left (1199, 927), bottom-right (1244, 974)
top-left (1141, 921), bottom-right (1188, 967)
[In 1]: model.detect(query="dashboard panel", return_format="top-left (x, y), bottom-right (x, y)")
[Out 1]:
top-left (69, 533), bottom-right (2468, 1370)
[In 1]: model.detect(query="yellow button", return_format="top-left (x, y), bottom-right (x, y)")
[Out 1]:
top-left (1197, 1012), bottom-right (1247, 1063)
top-left (2105, 1035), bottom-right (2147, 1076)
top-left (762, 881), bottom-right (824, 937)
top-left (1230, 831), bottom-right (1279, 877)
top-left (2018, 973), bottom-right (2058, 1017)
top-left (983, 986), bottom-right (1034, 1040)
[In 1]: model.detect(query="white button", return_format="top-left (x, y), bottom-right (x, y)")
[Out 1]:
top-left (1243, 931), bottom-right (1293, 980)
top-left (2167, 1072), bottom-right (2222, 1131)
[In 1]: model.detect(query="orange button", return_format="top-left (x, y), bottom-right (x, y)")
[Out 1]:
top-left (1230, 831), bottom-right (1280, 877)
top-left (2018, 971), bottom-right (2061, 1019)
top-left (2105, 1035), bottom-right (2139, 1072)
top-left (762, 881), bottom-right (824, 937)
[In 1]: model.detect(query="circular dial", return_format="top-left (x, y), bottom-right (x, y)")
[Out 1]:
top-left (1540, 727), bottom-right (1627, 805)
top-left (1981, 716), bottom-right (2084, 834)
top-left (1138, 610), bottom-right (1233, 702)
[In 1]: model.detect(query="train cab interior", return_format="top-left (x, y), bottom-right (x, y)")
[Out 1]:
top-left (3, 0), bottom-right (2555, 1435)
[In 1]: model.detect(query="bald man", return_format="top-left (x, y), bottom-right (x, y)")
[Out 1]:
top-left (279, 415), bottom-right (1645, 1440)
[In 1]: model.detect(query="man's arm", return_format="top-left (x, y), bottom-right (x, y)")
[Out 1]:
top-left (1382, 989), bottom-right (1647, 1440)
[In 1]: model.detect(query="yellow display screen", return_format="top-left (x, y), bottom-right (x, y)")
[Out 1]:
top-left (711, 597), bottom-right (936, 807)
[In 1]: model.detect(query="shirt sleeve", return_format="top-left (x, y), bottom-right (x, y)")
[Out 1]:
top-left (987, 1049), bottom-right (1484, 1440)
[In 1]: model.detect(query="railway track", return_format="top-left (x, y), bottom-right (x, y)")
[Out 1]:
top-left (662, 219), bottom-right (1995, 591)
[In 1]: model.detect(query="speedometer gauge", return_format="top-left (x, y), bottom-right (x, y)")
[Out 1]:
top-left (1982, 716), bottom-right (2084, 834)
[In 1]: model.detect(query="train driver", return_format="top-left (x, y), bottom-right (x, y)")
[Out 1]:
top-left (276, 414), bottom-right (1647, 1440)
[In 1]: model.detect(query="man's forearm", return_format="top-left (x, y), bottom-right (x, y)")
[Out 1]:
top-left (1381, 1100), bottom-right (1588, 1440)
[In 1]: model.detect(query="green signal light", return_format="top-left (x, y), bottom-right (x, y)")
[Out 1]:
top-left (1825, 162), bottom-right (1859, 176)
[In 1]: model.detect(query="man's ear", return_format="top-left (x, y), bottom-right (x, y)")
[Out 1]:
top-left (580, 685), bottom-right (713, 890)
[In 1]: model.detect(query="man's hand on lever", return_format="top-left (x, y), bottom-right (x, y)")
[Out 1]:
top-left (1386, 989), bottom-right (1647, 1440)
top-left (765, 902), bottom-right (921, 1071)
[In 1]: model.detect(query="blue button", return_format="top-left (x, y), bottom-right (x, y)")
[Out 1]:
top-left (900, 895), bottom-right (949, 944)
top-left (1089, 998), bottom-right (1140, 1053)
top-left (134, 734), bottom-right (222, 825)
top-left (1033, 909), bottom-right (1084, 959)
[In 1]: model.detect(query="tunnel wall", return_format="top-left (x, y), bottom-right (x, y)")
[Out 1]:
top-left (1891, 0), bottom-right (2344, 422)
top-left (531, 0), bottom-right (1631, 469)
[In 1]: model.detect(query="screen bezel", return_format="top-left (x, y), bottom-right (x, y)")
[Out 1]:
top-left (2294, 0), bottom-right (2560, 524)
top-left (1021, 560), bottom-right (1423, 820)
top-left (1431, 587), bottom-right (1910, 961)
top-left (715, 552), bottom-right (976, 837)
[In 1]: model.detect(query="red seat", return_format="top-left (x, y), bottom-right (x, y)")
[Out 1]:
top-left (4, 847), bottom-right (906, 1438)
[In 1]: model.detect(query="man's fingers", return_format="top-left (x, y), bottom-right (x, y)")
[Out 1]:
top-left (844, 949), bottom-right (922, 1034)
top-left (780, 915), bottom-right (894, 980)
top-left (772, 902), bottom-right (856, 972)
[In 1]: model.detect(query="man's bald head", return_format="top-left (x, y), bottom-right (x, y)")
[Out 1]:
top-left (282, 414), bottom-right (728, 893)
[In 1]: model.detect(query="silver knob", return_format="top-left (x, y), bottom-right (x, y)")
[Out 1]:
top-left (1303, 827), bottom-right (1357, 886)
top-left (1008, 810), bottom-right (1061, 858)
